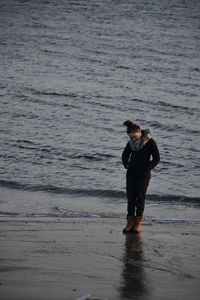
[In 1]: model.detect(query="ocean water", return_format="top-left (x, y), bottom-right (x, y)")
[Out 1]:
top-left (0, 0), bottom-right (200, 220)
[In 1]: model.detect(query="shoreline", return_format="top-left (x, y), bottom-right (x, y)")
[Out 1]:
top-left (0, 216), bottom-right (200, 300)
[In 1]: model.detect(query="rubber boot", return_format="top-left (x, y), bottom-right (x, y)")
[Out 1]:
top-left (123, 216), bottom-right (136, 233)
top-left (133, 216), bottom-right (143, 233)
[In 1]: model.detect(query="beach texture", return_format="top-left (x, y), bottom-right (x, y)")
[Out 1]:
top-left (0, 217), bottom-right (199, 300)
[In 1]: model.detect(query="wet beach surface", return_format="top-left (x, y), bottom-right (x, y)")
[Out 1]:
top-left (0, 216), bottom-right (199, 300)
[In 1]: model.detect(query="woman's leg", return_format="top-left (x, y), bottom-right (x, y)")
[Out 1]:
top-left (126, 173), bottom-right (137, 216)
top-left (135, 174), bottom-right (151, 216)
top-left (123, 173), bottom-right (137, 233)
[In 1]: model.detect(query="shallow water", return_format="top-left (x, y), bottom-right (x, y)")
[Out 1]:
top-left (0, 0), bottom-right (200, 216)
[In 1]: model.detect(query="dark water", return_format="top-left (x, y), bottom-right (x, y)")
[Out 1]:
top-left (0, 0), bottom-right (200, 218)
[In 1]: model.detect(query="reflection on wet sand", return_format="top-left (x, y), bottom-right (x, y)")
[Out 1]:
top-left (119, 233), bottom-right (150, 299)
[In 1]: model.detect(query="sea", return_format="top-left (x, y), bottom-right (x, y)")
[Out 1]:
top-left (0, 0), bottom-right (200, 223)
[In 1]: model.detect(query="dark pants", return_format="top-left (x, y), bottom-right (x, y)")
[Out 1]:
top-left (126, 172), bottom-right (151, 217)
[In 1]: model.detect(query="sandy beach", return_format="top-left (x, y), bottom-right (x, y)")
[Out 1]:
top-left (0, 216), bottom-right (199, 300)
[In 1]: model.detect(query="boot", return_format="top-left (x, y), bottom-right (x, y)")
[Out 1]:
top-left (123, 216), bottom-right (136, 233)
top-left (133, 216), bottom-right (143, 233)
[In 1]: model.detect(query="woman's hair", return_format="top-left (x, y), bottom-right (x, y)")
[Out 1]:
top-left (123, 120), bottom-right (140, 134)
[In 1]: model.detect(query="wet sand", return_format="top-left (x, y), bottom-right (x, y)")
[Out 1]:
top-left (0, 217), bottom-right (199, 300)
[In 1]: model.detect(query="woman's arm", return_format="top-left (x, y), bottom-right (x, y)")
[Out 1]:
top-left (122, 142), bottom-right (132, 169)
top-left (147, 139), bottom-right (160, 171)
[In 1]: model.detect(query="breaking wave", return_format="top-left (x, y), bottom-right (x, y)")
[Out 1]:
top-left (0, 179), bottom-right (199, 206)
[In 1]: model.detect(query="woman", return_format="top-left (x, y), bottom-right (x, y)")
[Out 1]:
top-left (122, 120), bottom-right (160, 233)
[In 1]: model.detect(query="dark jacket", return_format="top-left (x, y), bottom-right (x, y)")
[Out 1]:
top-left (122, 133), bottom-right (160, 176)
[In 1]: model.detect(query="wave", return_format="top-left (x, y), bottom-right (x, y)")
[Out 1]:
top-left (9, 142), bottom-right (116, 161)
top-left (0, 179), bottom-right (199, 206)
top-left (131, 98), bottom-right (198, 114)
top-left (17, 91), bottom-right (81, 108)
top-left (146, 120), bottom-right (200, 135)
top-left (0, 179), bottom-right (124, 198)
top-left (16, 139), bottom-right (34, 144)
top-left (0, 209), bottom-right (199, 224)
top-left (69, 153), bottom-right (116, 161)
top-left (28, 88), bottom-right (79, 98)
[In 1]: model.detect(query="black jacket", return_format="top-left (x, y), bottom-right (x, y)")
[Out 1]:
top-left (122, 136), bottom-right (160, 175)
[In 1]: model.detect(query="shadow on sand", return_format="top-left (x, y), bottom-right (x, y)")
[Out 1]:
top-left (119, 233), bottom-right (150, 299)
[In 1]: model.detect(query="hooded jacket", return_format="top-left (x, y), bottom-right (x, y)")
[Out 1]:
top-left (122, 129), bottom-right (160, 175)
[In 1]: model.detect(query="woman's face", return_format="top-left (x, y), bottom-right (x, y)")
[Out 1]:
top-left (128, 130), bottom-right (141, 141)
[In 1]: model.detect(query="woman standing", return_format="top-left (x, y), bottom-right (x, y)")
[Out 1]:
top-left (122, 120), bottom-right (160, 233)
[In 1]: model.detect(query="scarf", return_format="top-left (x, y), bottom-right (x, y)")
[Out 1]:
top-left (129, 129), bottom-right (152, 151)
